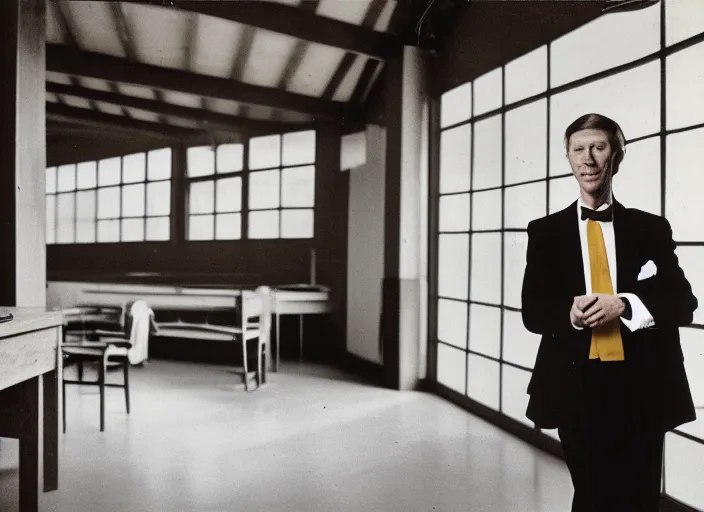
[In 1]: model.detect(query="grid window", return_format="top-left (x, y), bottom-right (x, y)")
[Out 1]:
top-left (433, 6), bottom-right (703, 506)
top-left (187, 144), bottom-right (243, 241)
top-left (46, 148), bottom-right (172, 244)
top-left (244, 130), bottom-right (316, 240)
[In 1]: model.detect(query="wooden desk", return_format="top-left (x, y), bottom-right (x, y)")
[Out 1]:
top-left (0, 309), bottom-right (62, 512)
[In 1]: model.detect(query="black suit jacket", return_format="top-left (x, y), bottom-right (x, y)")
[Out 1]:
top-left (521, 200), bottom-right (698, 431)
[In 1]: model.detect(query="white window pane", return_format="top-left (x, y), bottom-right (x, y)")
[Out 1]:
top-left (56, 221), bottom-right (74, 244)
top-left (76, 161), bottom-right (97, 190)
top-left (501, 365), bottom-right (533, 426)
top-left (467, 354), bottom-right (500, 408)
top-left (248, 170), bottom-right (280, 210)
top-left (148, 148), bottom-right (171, 181)
top-left (471, 189), bottom-right (502, 231)
top-left (437, 343), bottom-right (466, 394)
top-left (76, 190), bottom-right (96, 220)
top-left (57, 193), bottom-right (75, 223)
top-left (440, 124), bottom-right (471, 194)
top-left (437, 299), bottom-right (467, 349)
top-left (57, 164), bottom-right (76, 192)
top-left (676, 248), bottom-right (704, 325)
top-left (505, 99), bottom-right (547, 185)
top-left (441, 82), bottom-right (472, 128)
top-left (680, 328), bottom-right (704, 409)
top-left (189, 214), bottom-right (214, 241)
top-left (503, 310), bottom-right (540, 370)
top-left (187, 146), bottom-right (215, 178)
top-left (468, 304), bottom-right (501, 358)
top-left (216, 143), bottom-right (243, 173)
top-left (665, 0), bottom-right (704, 46)
top-left (147, 181), bottom-right (171, 216)
top-left (281, 209), bottom-right (313, 239)
top-left (146, 216), bottom-right (170, 241)
top-left (503, 232), bottom-right (529, 309)
top-left (548, 176), bottom-right (579, 214)
top-left (248, 210), bottom-right (280, 239)
top-left (666, 128), bottom-right (704, 241)
top-left (46, 167), bottom-right (57, 194)
top-left (215, 213), bottom-right (242, 240)
top-left (76, 220), bottom-right (96, 244)
top-left (505, 182), bottom-right (546, 230)
top-left (281, 165), bottom-right (315, 207)
top-left (97, 219), bottom-right (120, 242)
top-left (505, 46), bottom-right (547, 105)
top-left (473, 115), bottom-right (502, 190)
top-left (612, 136), bottom-right (661, 216)
top-left (439, 193), bottom-right (470, 232)
top-left (550, 62), bottom-right (661, 176)
top-left (282, 130), bottom-right (316, 166)
top-left (470, 233), bottom-right (502, 304)
top-left (122, 183), bottom-right (145, 217)
top-left (216, 176), bottom-right (242, 213)
top-left (46, 195), bottom-right (56, 244)
top-left (438, 234), bottom-right (469, 300)
top-left (249, 134), bottom-right (281, 170)
top-left (474, 68), bottom-right (502, 116)
top-left (97, 187), bottom-right (120, 219)
top-left (189, 181), bottom-right (215, 215)
top-left (666, 42), bottom-right (704, 130)
top-left (98, 157), bottom-right (121, 186)
top-left (122, 153), bottom-right (146, 183)
top-left (121, 218), bottom-right (144, 242)
top-left (664, 433), bottom-right (704, 509)
top-left (551, 6), bottom-right (659, 87)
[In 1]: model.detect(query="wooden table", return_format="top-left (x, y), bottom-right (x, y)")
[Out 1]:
top-left (0, 309), bottom-right (62, 512)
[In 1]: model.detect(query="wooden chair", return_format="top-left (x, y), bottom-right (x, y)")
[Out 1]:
top-left (61, 301), bottom-right (154, 432)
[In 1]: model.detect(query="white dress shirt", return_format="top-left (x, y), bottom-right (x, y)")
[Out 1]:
top-left (573, 198), bottom-right (655, 332)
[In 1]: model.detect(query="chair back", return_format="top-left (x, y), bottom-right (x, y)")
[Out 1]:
top-left (239, 286), bottom-right (272, 344)
top-left (126, 300), bottom-right (154, 364)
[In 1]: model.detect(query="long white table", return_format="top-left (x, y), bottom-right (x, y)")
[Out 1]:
top-left (49, 282), bottom-right (331, 371)
top-left (0, 309), bottom-right (62, 512)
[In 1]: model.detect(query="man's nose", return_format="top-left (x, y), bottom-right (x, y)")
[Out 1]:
top-left (584, 149), bottom-right (596, 164)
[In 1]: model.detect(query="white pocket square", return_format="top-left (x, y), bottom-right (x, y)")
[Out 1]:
top-left (637, 260), bottom-right (657, 281)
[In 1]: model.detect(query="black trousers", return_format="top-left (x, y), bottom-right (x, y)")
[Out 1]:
top-left (558, 359), bottom-right (665, 512)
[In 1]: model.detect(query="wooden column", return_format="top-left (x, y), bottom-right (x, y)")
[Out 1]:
top-left (382, 47), bottom-right (429, 391)
top-left (0, 0), bottom-right (47, 307)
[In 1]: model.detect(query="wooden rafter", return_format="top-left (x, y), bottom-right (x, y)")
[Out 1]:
top-left (47, 44), bottom-right (357, 121)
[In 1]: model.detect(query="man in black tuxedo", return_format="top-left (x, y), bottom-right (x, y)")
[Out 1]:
top-left (521, 113), bottom-right (698, 511)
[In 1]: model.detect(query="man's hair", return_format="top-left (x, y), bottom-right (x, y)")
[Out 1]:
top-left (564, 113), bottom-right (626, 175)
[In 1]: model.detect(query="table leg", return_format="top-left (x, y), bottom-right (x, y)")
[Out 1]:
top-left (275, 312), bottom-right (280, 372)
top-left (19, 377), bottom-right (39, 512)
top-left (299, 314), bottom-right (303, 362)
top-left (43, 370), bottom-right (59, 491)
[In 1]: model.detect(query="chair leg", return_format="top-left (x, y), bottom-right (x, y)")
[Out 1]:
top-left (242, 338), bottom-right (249, 392)
top-left (123, 359), bottom-right (130, 414)
top-left (99, 359), bottom-right (106, 432)
top-left (257, 341), bottom-right (263, 388)
top-left (262, 344), bottom-right (267, 385)
top-left (78, 361), bottom-right (84, 382)
top-left (62, 373), bottom-right (67, 434)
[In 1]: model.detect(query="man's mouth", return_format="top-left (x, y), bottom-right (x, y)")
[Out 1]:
top-left (581, 170), bottom-right (601, 181)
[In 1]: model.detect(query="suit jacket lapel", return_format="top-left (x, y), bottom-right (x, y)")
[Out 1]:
top-left (613, 200), bottom-right (635, 293)
top-left (559, 201), bottom-right (587, 297)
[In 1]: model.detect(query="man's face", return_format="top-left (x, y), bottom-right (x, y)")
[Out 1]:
top-left (567, 129), bottom-right (614, 196)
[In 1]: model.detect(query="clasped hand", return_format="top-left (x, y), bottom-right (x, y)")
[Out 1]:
top-left (570, 293), bottom-right (625, 329)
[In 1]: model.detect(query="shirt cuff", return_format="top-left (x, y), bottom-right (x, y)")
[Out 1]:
top-left (618, 293), bottom-right (655, 331)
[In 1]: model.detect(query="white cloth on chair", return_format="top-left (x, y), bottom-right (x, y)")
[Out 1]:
top-left (127, 300), bottom-right (154, 365)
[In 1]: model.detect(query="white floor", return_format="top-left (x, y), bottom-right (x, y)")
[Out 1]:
top-left (0, 360), bottom-right (573, 511)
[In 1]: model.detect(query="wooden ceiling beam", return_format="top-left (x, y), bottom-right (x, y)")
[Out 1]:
top-left (47, 44), bottom-right (356, 121)
top-left (46, 81), bottom-right (309, 133)
top-left (124, 0), bottom-right (400, 60)
top-left (46, 102), bottom-right (203, 139)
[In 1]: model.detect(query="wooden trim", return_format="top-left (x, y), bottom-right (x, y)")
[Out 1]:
top-left (46, 82), bottom-right (306, 133)
top-left (47, 44), bottom-right (357, 121)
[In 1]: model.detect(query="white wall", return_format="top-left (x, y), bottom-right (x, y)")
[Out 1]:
top-left (346, 125), bottom-right (386, 364)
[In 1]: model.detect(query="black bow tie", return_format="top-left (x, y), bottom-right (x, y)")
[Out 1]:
top-left (581, 205), bottom-right (613, 222)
